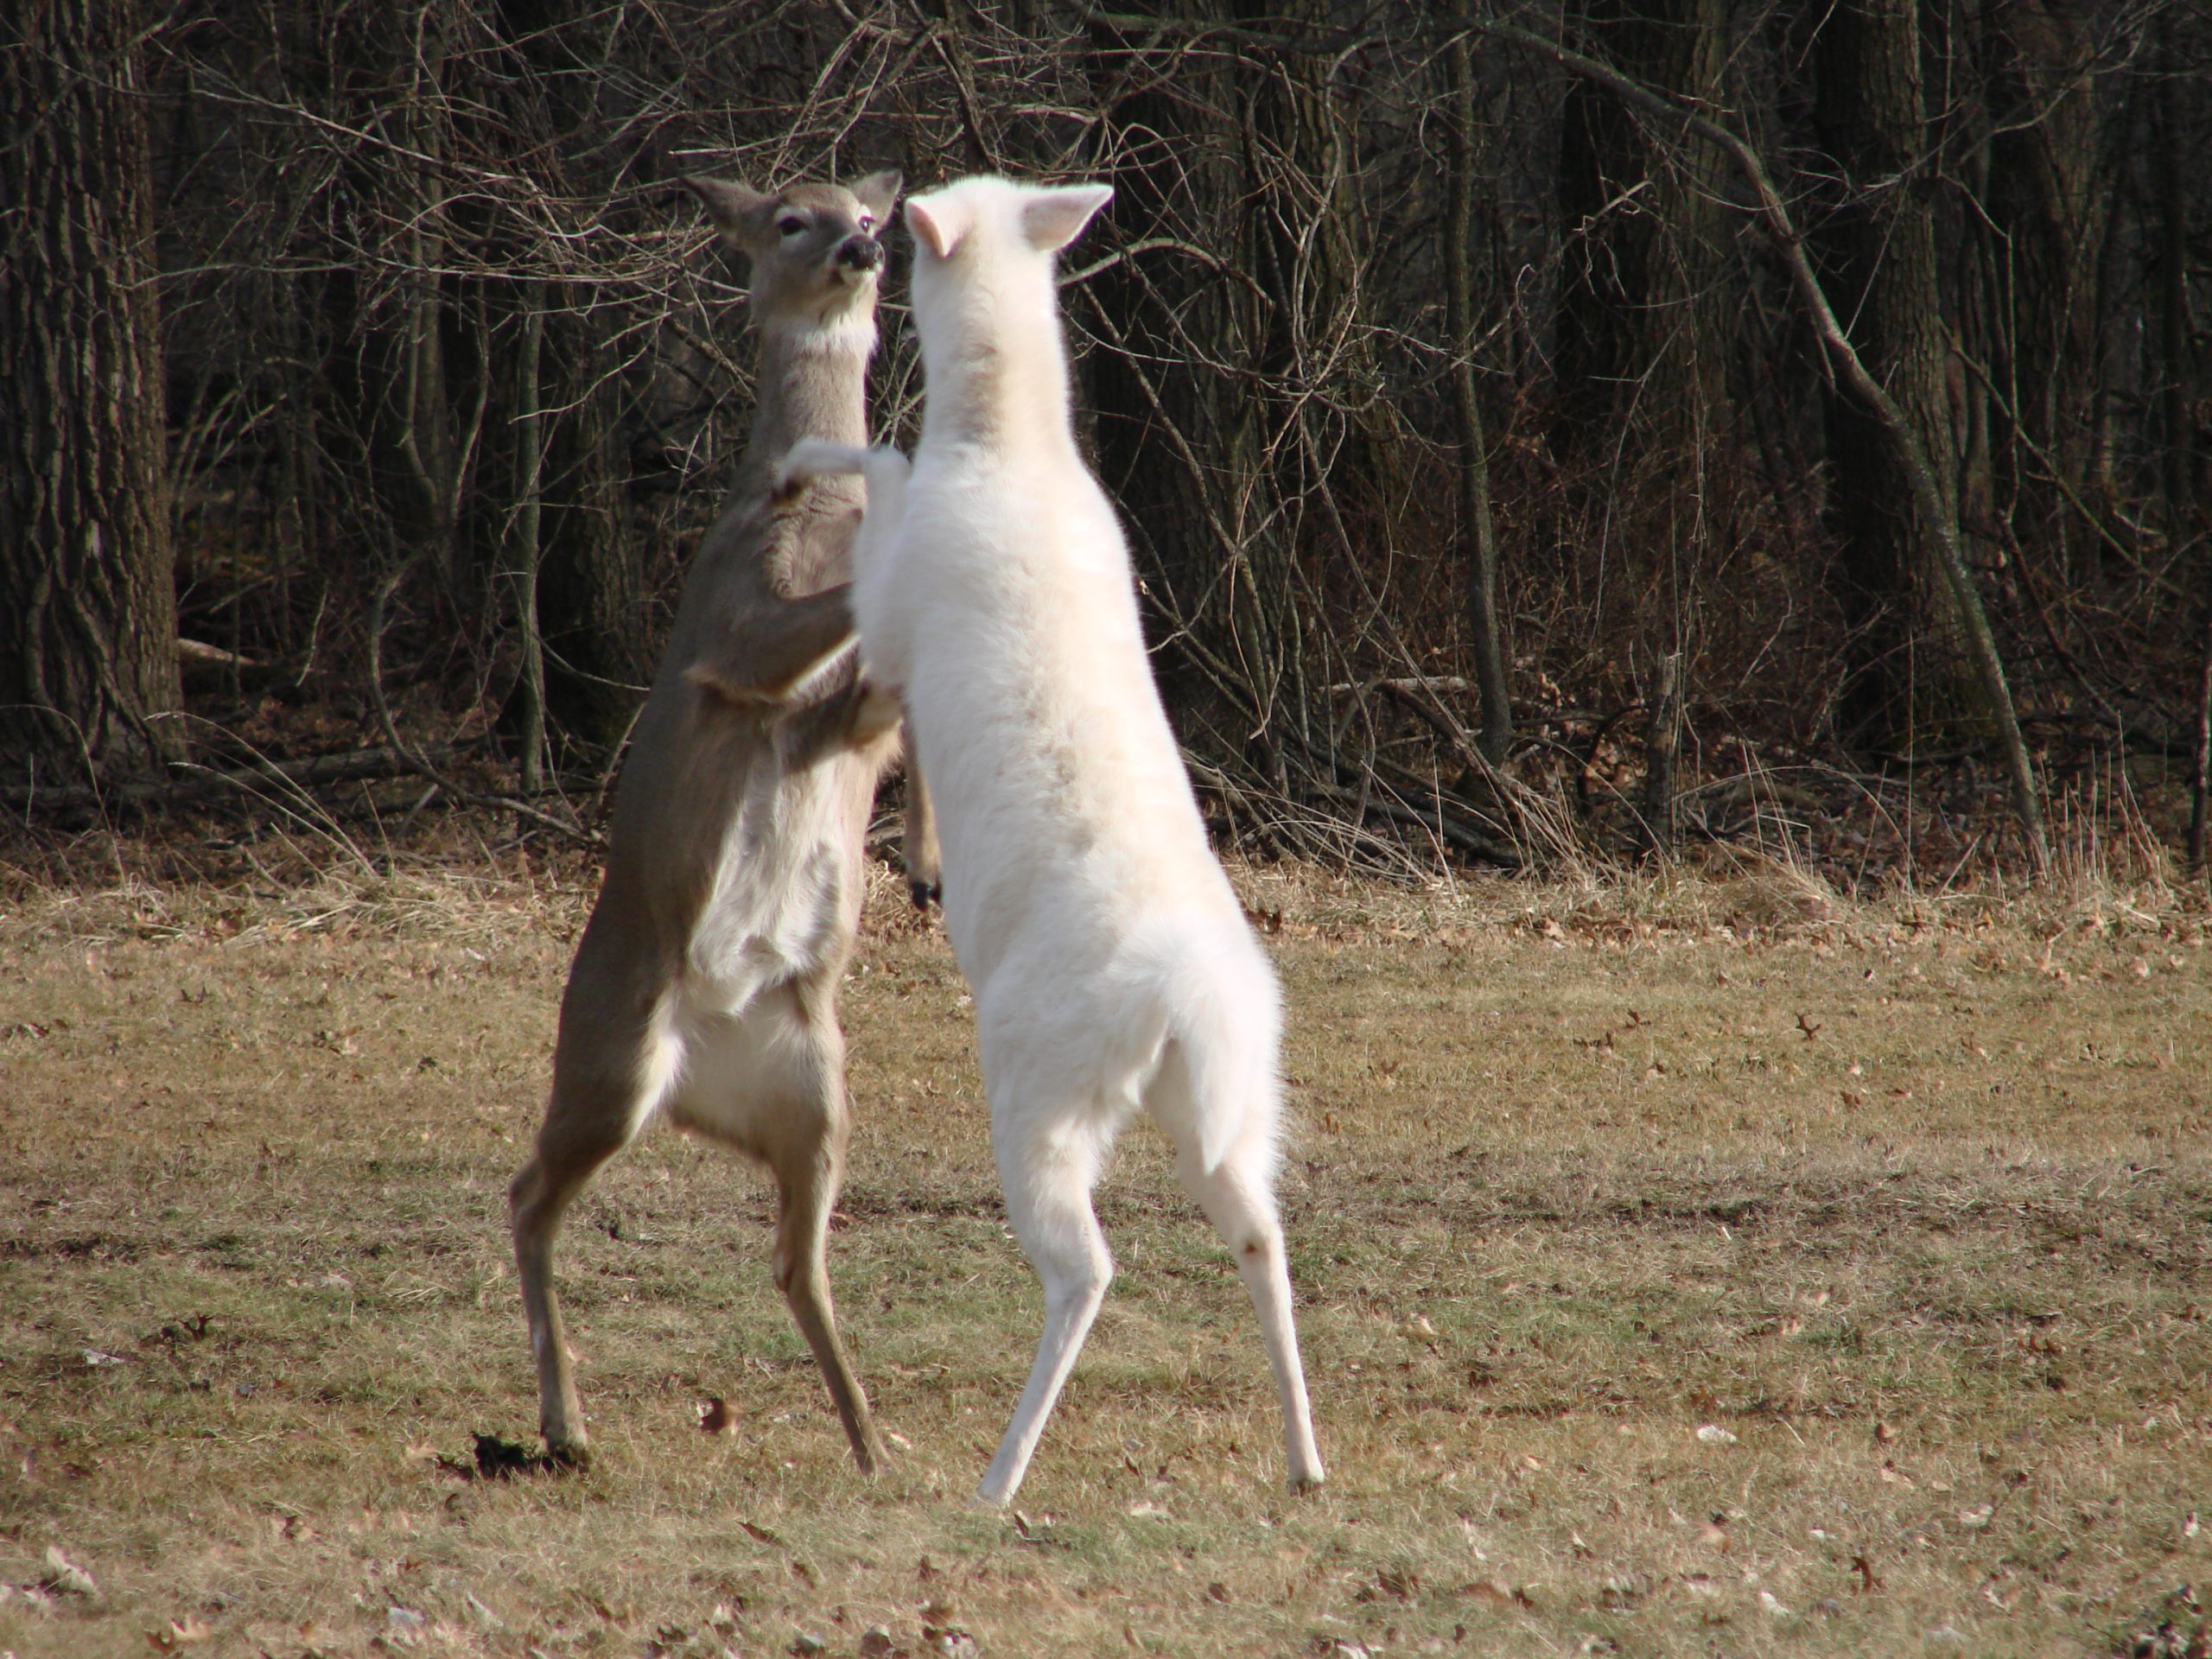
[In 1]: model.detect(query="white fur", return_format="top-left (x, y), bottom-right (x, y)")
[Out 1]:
top-left (798, 175), bottom-right (1325, 1505)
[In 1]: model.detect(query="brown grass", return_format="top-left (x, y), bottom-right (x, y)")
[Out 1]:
top-left (2, 846), bottom-right (2208, 1657)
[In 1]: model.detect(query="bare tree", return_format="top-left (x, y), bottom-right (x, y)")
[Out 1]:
top-left (9, 0), bottom-right (2194, 870)
top-left (0, 0), bottom-right (182, 784)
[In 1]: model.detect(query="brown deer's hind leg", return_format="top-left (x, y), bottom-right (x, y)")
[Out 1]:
top-left (512, 1043), bottom-right (660, 1464)
top-left (903, 751), bottom-right (941, 910)
top-left (672, 981), bottom-right (888, 1474)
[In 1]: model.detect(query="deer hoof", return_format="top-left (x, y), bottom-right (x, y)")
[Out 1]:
top-left (543, 1437), bottom-right (593, 1472)
top-left (909, 879), bottom-right (941, 912)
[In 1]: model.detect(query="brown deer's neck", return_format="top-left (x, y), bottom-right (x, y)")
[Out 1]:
top-left (732, 317), bottom-right (874, 505)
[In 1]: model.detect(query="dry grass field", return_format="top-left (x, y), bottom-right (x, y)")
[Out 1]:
top-left (2, 837), bottom-right (2209, 1658)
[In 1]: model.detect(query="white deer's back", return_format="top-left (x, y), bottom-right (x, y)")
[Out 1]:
top-left (888, 442), bottom-right (1239, 990)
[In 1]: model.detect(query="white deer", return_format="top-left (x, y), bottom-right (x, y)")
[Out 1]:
top-left (509, 170), bottom-right (933, 1476)
top-left (782, 175), bottom-right (1325, 1505)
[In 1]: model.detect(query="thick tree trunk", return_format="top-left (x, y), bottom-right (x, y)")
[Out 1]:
top-left (1554, 0), bottom-right (1732, 453)
top-left (1809, 0), bottom-right (1976, 753)
top-left (1983, 0), bottom-right (2107, 581)
top-left (0, 0), bottom-right (183, 783)
top-left (1083, 0), bottom-right (1287, 774)
top-left (532, 298), bottom-right (652, 756)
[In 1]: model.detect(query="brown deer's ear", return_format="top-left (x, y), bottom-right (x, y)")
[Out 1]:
top-left (682, 176), bottom-right (773, 245)
top-left (851, 170), bottom-right (902, 224)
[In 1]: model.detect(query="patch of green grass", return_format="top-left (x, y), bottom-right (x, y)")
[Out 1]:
top-left (1, 858), bottom-right (2208, 1656)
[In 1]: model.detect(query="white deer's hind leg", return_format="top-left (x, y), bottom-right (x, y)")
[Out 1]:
top-left (1154, 1048), bottom-right (1325, 1492)
top-left (977, 1108), bottom-right (1115, 1505)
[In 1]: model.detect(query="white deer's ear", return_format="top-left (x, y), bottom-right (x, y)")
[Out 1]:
top-left (905, 194), bottom-right (971, 260)
top-left (1020, 183), bottom-right (1113, 253)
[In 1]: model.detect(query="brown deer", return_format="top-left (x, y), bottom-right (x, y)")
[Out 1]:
top-left (508, 169), bottom-right (931, 1475)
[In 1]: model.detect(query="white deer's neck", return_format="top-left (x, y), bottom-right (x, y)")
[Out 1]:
top-left (918, 274), bottom-right (1077, 455)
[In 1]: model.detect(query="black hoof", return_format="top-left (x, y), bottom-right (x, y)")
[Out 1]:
top-left (909, 879), bottom-right (941, 912)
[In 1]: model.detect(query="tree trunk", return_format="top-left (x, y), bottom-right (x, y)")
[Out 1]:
top-left (1809, 0), bottom-right (1976, 753)
top-left (493, 0), bottom-right (652, 760)
top-left (2164, 18), bottom-right (2210, 871)
top-left (508, 296), bottom-right (549, 797)
top-left (1553, 0), bottom-right (1732, 454)
top-left (531, 296), bottom-right (652, 757)
top-left (1444, 29), bottom-right (1514, 763)
top-left (1083, 1), bottom-right (1284, 768)
top-left (1983, 0), bottom-right (2107, 582)
top-left (0, 0), bottom-right (183, 783)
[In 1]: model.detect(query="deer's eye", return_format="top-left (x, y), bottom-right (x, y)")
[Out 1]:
top-left (777, 215), bottom-right (806, 238)
top-left (856, 213), bottom-right (874, 232)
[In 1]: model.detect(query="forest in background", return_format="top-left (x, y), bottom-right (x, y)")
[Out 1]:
top-left (3, 0), bottom-right (2208, 885)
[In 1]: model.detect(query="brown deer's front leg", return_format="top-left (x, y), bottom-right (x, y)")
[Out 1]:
top-left (902, 747), bottom-right (940, 909)
top-left (684, 586), bottom-right (857, 709)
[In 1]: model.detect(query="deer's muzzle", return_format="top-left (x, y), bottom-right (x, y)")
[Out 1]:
top-left (836, 235), bottom-right (885, 273)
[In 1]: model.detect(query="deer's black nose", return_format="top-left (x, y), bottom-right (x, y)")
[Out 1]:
top-left (837, 235), bottom-right (884, 272)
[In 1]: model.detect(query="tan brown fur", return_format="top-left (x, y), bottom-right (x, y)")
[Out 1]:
top-left (507, 169), bottom-right (933, 1475)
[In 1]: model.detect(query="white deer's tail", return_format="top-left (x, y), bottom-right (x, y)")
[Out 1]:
top-left (1151, 926), bottom-right (1283, 1176)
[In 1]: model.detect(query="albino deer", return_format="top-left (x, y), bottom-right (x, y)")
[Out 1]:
top-left (781, 175), bottom-right (1325, 1505)
top-left (509, 170), bottom-right (932, 1476)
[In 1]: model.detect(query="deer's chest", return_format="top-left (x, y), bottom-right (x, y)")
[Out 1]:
top-left (683, 751), bottom-right (870, 1008)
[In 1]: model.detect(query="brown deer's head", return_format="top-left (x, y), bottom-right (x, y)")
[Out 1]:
top-left (683, 171), bottom-right (903, 332)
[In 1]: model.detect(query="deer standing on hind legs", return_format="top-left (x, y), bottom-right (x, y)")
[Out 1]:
top-left (508, 169), bottom-right (935, 1476)
top-left (781, 175), bottom-right (1325, 1505)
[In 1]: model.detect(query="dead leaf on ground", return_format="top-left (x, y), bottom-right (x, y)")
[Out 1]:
top-left (1461, 1577), bottom-right (1535, 1610)
top-left (41, 1545), bottom-right (97, 1597)
top-left (146, 1614), bottom-right (213, 1649)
